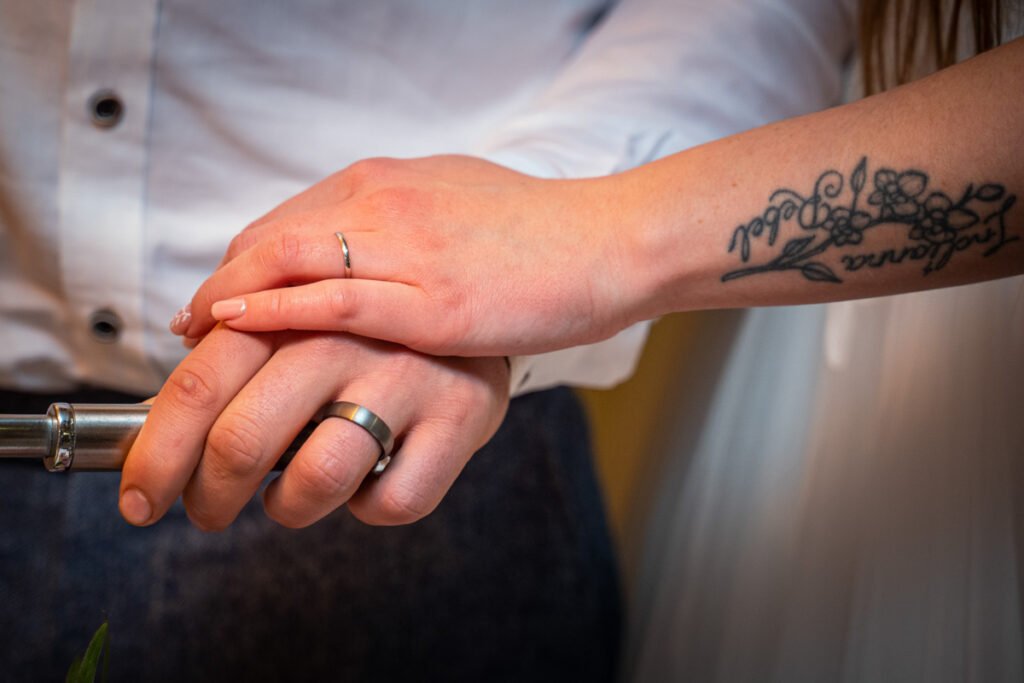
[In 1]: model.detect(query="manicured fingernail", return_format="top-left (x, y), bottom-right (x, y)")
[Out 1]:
top-left (169, 304), bottom-right (192, 335)
top-left (120, 488), bottom-right (152, 525)
top-left (211, 298), bottom-right (246, 321)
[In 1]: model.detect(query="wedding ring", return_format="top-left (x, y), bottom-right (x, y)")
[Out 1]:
top-left (321, 400), bottom-right (394, 474)
top-left (334, 231), bottom-right (352, 278)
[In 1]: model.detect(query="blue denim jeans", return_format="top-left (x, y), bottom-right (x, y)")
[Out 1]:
top-left (0, 387), bottom-right (620, 682)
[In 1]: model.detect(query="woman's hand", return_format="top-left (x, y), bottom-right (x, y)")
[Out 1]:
top-left (119, 325), bottom-right (509, 530)
top-left (172, 155), bottom-right (640, 357)
top-left (173, 40), bottom-right (1024, 352)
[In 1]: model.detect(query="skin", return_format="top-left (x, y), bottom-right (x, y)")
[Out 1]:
top-left (176, 38), bottom-right (1024, 358)
top-left (138, 39), bottom-right (1022, 530)
top-left (119, 327), bottom-right (509, 530)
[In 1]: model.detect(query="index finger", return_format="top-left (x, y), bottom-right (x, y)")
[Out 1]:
top-left (118, 327), bottom-right (275, 526)
top-left (182, 229), bottom-right (397, 341)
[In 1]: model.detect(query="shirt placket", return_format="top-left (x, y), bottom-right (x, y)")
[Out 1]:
top-left (58, 0), bottom-right (160, 390)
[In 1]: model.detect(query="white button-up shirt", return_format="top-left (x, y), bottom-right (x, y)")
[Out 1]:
top-left (0, 0), bottom-right (852, 396)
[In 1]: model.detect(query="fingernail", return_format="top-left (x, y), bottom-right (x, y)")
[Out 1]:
top-left (169, 304), bottom-right (192, 335)
top-left (182, 336), bottom-right (200, 349)
top-left (211, 298), bottom-right (246, 321)
top-left (120, 488), bottom-right (152, 526)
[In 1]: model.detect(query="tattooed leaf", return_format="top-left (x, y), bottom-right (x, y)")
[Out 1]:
top-left (976, 184), bottom-right (1005, 201)
top-left (800, 262), bottom-right (842, 283)
top-left (851, 157), bottom-right (867, 195)
top-left (931, 243), bottom-right (955, 272)
top-left (947, 208), bottom-right (979, 230)
top-left (782, 236), bottom-right (814, 257)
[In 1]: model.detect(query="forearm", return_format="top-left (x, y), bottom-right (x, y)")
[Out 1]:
top-left (178, 38), bottom-right (1022, 359)
top-left (615, 38), bottom-right (1024, 322)
top-left (480, 0), bottom-right (850, 390)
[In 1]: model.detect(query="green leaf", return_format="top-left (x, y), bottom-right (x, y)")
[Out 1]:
top-left (800, 262), bottom-right (842, 283)
top-left (66, 622), bottom-right (109, 683)
top-left (66, 655), bottom-right (84, 683)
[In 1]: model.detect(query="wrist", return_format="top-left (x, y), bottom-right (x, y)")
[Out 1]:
top-left (562, 175), bottom-right (652, 338)
top-left (613, 150), bottom-right (733, 320)
top-left (594, 163), bottom-right (693, 326)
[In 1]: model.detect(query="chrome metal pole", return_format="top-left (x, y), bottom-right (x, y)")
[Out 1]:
top-left (0, 403), bottom-right (304, 472)
top-left (0, 415), bottom-right (52, 456)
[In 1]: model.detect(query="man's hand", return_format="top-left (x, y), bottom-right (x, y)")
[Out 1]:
top-left (171, 155), bottom-right (639, 358)
top-left (118, 325), bottom-right (509, 530)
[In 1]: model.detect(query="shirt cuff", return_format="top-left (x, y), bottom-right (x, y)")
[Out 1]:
top-left (508, 320), bottom-right (651, 397)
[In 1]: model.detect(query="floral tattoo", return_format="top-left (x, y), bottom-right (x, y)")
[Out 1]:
top-left (723, 157), bottom-right (1018, 284)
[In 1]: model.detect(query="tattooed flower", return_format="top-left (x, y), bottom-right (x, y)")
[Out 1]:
top-left (909, 192), bottom-right (979, 244)
top-left (724, 157), bottom-right (1016, 287)
top-left (868, 169), bottom-right (927, 217)
top-left (823, 207), bottom-right (871, 246)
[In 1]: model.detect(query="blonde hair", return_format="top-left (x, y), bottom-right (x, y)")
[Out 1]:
top-left (860, 0), bottom-right (1004, 94)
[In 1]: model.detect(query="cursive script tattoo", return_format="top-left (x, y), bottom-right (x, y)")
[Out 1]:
top-left (723, 157), bottom-right (1018, 284)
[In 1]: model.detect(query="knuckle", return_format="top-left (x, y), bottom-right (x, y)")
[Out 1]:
top-left (265, 231), bottom-right (305, 271)
top-left (363, 344), bottom-right (416, 381)
top-left (164, 362), bottom-right (221, 412)
top-left (265, 288), bottom-right (287, 319)
top-left (406, 219), bottom-right (447, 252)
top-left (294, 458), bottom-right (358, 507)
top-left (294, 442), bottom-right (362, 502)
top-left (205, 412), bottom-right (268, 479)
top-left (228, 231), bottom-right (255, 258)
top-left (297, 333), bottom-right (344, 358)
top-left (437, 394), bottom-right (476, 431)
top-left (344, 157), bottom-right (393, 185)
top-left (324, 284), bottom-right (350, 322)
top-left (391, 350), bottom-right (427, 380)
top-left (364, 186), bottom-right (429, 219)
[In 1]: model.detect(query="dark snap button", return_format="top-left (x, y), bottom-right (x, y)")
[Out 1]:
top-left (88, 90), bottom-right (124, 128)
top-left (89, 308), bottom-right (123, 343)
